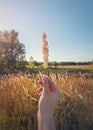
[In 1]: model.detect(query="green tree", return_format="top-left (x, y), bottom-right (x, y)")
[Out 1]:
top-left (52, 61), bottom-right (58, 68)
top-left (0, 30), bottom-right (25, 71)
top-left (28, 56), bottom-right (42, 68)
top-left (28, 56), bottom-right (34, 68)
top-left (33, 60), bottom-right (40, 67)
top-left (16, 55), bottom-right (27, 70)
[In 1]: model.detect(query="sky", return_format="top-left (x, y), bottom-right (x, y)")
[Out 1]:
top-left (0, 0), bottom-right (93, 62)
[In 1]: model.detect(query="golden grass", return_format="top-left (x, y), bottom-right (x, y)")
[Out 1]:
top-left (0, 72), bottom-right (93, 130)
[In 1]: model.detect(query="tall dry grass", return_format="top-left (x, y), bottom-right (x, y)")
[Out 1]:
top-left (0, 72), bottom-right (93, 130)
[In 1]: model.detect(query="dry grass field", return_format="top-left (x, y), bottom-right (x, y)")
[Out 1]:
top-left (54, 65), bottom-right (93, 70)
top-left (0, 70), bottom-right (93, 130)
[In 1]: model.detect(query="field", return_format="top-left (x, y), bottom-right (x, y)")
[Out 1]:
top-left (0, 67), bottom-right (93, 130)
top-left (58, 65), bottom-right (93, 70)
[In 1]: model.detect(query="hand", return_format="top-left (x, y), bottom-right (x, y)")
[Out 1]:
top-left (38, 75), bottom-right (61, 114)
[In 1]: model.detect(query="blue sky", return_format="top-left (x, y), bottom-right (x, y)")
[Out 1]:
top-left (0, 0), bottom-right (93, 62)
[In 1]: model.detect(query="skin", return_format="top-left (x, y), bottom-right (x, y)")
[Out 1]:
top-left (37, 75), bottom-right (61, 130)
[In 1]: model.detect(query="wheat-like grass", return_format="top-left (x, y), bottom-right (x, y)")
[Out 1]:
top-left (0, 72), bottom-right (93, 130)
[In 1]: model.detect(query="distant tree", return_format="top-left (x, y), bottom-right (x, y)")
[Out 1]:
top-left (16, 55), bottom-right (27, 70)
top-left (29, 56), bottom-right (34, 62)
top-left (28, 56), bottom-right (34, 68)
top-left (27, 56), bottom-right (43, 68)
top-left (0, 30), bottom-right (25, 71)
top-left (33, 61), bottom-right (41, 67)
top-left (52, 61), bottom-right (58, 68)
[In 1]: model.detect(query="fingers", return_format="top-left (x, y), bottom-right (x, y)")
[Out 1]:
top-left (42, 75), bottom-right (56, 94)
top-left (38, 75), bottom-right (60, 95)
top-left (38, 75), bottom-right (50, 95)
top-left (38, 87), bottom-right (43, 96)
top-left (38, 80), bottom-right (43, 86)
top-left (38, 80), bottom-right (43, 95)
top-left (42, 75), bottom-right (50, 94)
top-left (48, 80), bottom-right (56, 93)
top-left (47, 77), bottom-right (59, 92)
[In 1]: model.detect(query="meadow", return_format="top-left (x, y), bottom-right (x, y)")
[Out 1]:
top-left (0, 68), bottom-right (93, 130)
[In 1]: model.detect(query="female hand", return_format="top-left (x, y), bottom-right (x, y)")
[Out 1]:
top-left (38, 75), bottom-right (61, 113)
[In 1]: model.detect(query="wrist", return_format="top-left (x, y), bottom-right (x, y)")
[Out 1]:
top-left (37, 112), bottom-right (56, 130)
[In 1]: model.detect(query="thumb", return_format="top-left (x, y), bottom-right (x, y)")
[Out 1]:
top-left (42, 75), bottom-right (50, 94)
